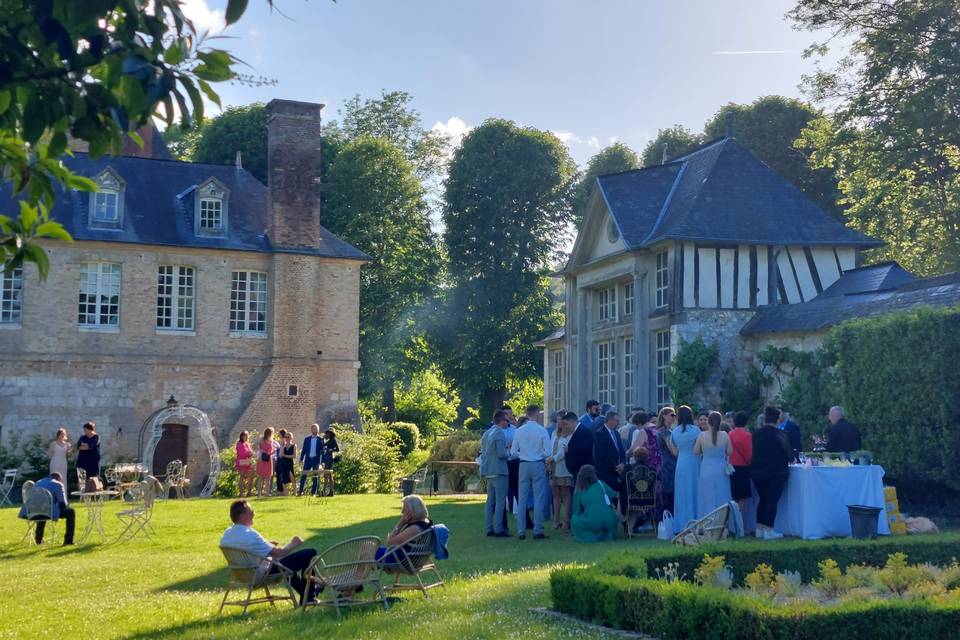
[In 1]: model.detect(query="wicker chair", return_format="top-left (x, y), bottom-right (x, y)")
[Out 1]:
top-left (672, 502), bottom-right (732, 546)
top-left (0, 469), bottom-right (17, 507)
top-left (219, 546), bottom-right (299, 614)
top-left (302, 536), bottom-right (387, 617)
top-left (22, 485), bottom-right (56, 545)
top-left (623, 465), bottom-right (658, 537)
top-left (378, 528), bottom-right (444, 597)
top-left (116, 480), bottom-right (156, 542)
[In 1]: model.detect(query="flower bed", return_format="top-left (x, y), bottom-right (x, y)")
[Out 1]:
top-left (551, 535), bottom-right (960, 640)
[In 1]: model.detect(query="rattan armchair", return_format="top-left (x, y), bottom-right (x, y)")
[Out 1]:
top-left (302, 535), bottom-right (387, 617)
top-left (219, 546), bottom-right (299, 614)
top-left (378, 528), bottom-right (444, 597)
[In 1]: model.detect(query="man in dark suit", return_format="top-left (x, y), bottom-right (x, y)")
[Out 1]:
top-left (777, 409), bottom-right (802, 461)
top-left (592, 410), bottom-right (626, 493)
top-left (564, 411), bottom-right (594, 482)
top-left (826, 406), bottom-right (862, 453)
top-left (298, 423), bottom-right (323, 496)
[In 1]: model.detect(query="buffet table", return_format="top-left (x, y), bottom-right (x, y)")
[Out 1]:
top-left (745, 464), bottom-right (889, 539)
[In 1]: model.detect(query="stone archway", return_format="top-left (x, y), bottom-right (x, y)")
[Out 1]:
top-left (142, 405), bottom-right (220, 497)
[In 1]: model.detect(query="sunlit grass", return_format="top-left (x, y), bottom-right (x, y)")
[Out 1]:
top-left (0, 494), bottom-right (660, 639)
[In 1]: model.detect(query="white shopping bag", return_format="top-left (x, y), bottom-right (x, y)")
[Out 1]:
top-left (657, 510), bottom-right (674, 540)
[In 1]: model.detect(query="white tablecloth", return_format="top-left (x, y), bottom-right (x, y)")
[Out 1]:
top-left (744, 465), bottom-right (889, 539)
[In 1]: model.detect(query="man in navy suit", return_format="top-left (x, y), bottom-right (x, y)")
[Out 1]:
top-left (565, 411), bottom-right (594, 482)
top-left (592, 410), bottom-right (626, 494)
top-left (298, 423), bottom-right (323, 496)
top-left (777, 409), bottom-right (802, 462)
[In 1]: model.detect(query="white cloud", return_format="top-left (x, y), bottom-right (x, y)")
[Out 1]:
top-left (551, 130), bottom-right (581, 146)
top-left (608, 136), bottom-right (619, 145)
top-left (586, 136), bottom-right (600, 149)
top-left (181, 0), bottom-right (225, 34)
top-left (432, 116), bottom-right (472, 147)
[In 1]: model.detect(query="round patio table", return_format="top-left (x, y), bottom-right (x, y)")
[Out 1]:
top-left (70, 490), bottom-right (119, 543)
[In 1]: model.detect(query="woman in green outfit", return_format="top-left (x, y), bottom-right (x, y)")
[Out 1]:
top-left (571, 465), bottom-right (620, 542)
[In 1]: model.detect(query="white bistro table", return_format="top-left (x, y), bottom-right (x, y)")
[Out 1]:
top-left (70, 490), bottom-right (119, 543)
top-left (744, 464), bottom-right (889, 539)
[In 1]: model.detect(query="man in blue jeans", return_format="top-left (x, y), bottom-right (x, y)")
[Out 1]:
top-left (511, 405), bottom-right (551, 540)
top-left (20, 472), bottom-right (75, 545)
top-left (298, 423), bottom-right (323, 496)
top-left (481, 410), bottom-right (511, 537)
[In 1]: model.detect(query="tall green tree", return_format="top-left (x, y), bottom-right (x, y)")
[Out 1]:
top-left (0, 0), bottom-right (250, 277)
top-left (571, 142), bottom-right (640, 227)
top-left (438, 119), bottom-right (574, 417)
top-left (790, 0), bottom-right (960, 274)
top-left (324, 137), bottom-right (441, 410)
top-left (703, 96), bottom-right (842, 216)
top-left (640, 125), bottom-right (701, 166)
top-left (193, 104), bottom-right (268, 181)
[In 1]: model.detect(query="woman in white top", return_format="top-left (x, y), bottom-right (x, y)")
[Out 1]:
top-left (548, 417), bottom-right (574, 531)
top-left (48, 428), bottom-right (72, 491)
top-left (693, 411), bottom-right (733, 517)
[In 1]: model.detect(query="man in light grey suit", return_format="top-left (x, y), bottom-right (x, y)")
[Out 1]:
top-left (481, 410), bottom-right (511, 537)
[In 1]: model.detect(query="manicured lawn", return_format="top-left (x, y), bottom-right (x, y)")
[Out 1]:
top-left (0, 494), bottom-right (660, 639)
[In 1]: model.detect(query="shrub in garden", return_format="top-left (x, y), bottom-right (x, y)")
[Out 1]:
top-left (388, 422), bottom-right (420, 457)
top-left (394, 369), bottom-right (459, 441)
top-left (744, 563), bottom-right (776, 595)
top-left (812, 559), bottom-right (854, 597)
top-left (463, 416), bottom-right (486, 432)
top-left (214, 446), bottom-right (240, 498)
top-left (0, 432), bottom-right (51, 482)
top-left (336, 426), bottom-right (402, 494)
top-left (694, 554), bottom-right (733, 589)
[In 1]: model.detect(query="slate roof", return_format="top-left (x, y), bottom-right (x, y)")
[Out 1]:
top-left (596, 137), bottom-right (882, 250)
top-left (532, 328), bottom-right (565, 346)
top-left (0, 153), bottom-right (369, 260)
top-left (740, 263), bottom-right (960, 335)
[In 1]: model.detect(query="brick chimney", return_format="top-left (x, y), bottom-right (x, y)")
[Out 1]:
top-left (266, 99), bottom-right (324, 249)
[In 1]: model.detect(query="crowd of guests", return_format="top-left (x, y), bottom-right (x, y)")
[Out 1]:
top-left (234, 424), bottom-right (340, 498)
top-left (479, 400), bottom-right (862, 542)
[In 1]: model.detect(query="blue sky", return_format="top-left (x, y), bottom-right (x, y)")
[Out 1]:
top-left (184, 0), bottom-right (840, 165)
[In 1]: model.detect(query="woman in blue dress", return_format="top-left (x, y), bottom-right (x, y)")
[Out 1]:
top-left (669, 406), bottom-right (701, 533)
top-left (694, 410), bottom-right (733, 517)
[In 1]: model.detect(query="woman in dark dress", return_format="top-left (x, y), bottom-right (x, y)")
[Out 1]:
top-left (751, 406), bottom-right (793, 540)
top-left (76, 421), bottom-right (101, 480)
top-left (277, 431), bottom-right (297, 496)
top-left (320, 428), bottom-right (340, 497)
top-left (655, 407), bottom-right (677, 520)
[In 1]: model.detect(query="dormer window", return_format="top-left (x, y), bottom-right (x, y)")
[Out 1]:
top-left (89, 168), bottom-right (125, 229)
top-left (194, 178), bottom-right (229, 236)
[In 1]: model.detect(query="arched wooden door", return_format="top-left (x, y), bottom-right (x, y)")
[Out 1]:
top-left (152, 423), bottom-right (188, 478)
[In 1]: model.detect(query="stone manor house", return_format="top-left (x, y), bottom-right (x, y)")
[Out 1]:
top-left (0, 100), bottom-right (368, 489)
top-left (537, 136), bottom-right (960, 417)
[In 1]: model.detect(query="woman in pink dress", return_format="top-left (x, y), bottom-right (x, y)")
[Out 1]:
top-left (235, 431), bottom-right (255, 497)
top-left (256, 427), bottom-right (275, 497)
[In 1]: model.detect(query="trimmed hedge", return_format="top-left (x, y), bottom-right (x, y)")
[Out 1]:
top-left (550, 569), bottom-right (960, 640)
top-left (551, 535), bottom-right (960, 639)
top-left (599, 533), bottom-right (960, 585)
top-left (388, 422), bottom-right (420, 457)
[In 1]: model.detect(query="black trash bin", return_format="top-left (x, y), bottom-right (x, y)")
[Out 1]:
top-left (847, 504), bottom-right (882, 539)
top-left (401, 478), bottom-right (416, 496)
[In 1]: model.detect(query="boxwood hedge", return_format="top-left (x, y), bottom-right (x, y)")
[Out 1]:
top-left (551, 535), bottom-right (960, 639)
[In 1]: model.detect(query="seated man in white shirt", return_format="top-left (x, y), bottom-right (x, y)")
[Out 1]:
top-left (220, 500), bottom-right (318, 604)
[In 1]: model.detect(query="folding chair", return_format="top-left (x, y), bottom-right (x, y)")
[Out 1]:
top-left (378, 528), bottom-right (444, 597)
top-left (303, 536), bottom-right (387, 617)
top-left (0, 469), bottom-right (17, 507)
top-left (22, 485), bottom-right (57, 545)
top-left (672, 502), bottom-right (732, 546)
top-left (116, 480), bottom-right (156, 542)
top-left (219, 546), bottom-right (299, 614)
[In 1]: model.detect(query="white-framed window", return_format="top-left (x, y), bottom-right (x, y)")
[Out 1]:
top-left (623, 336), bottom-right (634, 410)
top-left (78, 262), bottom-right (121, 328)
top-left (655, 250), bottom-right (669, 309)
top-left (597, 286), bottom-right (617, 323)
top-left (89, 168), bottom-right (125, 229)
top-left (199, 198), bottom-right (223, 232)
top-left (622, 281), bottom-right (634, 316)
top-left (92, 190), bottom-right (120, 223)
top-left (552, 350), bottom-right (565, 412)
top-left (157, 266), bottom-right (196, 331)
top-left (656, 330), bottom-right (671, 407)
top-left (1, 266), bottom-right (23, 324)
top-left (596, 340), bottom-right (616, 406)
top-left (230, 270), bottom-right (268, 335)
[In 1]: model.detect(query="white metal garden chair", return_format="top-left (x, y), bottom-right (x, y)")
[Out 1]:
top-left (19, 480), bottom-right (36, 543)
top-left (378, 528), bottom-right (444, 597)
top-left (76, 468), bottom-right (86, 492)
top-left (302, 535), bottom-right (387, 617)
top-left (164, 460), bottom-right (189, 499)
top-left (0, 469), bottom-right (18, 507)
top-left (219, 546), bottom-right (299, 614)
top-left (22, 485), bottom-right (57, 545)
top-left (115, 480), bottom-right (156, 542)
